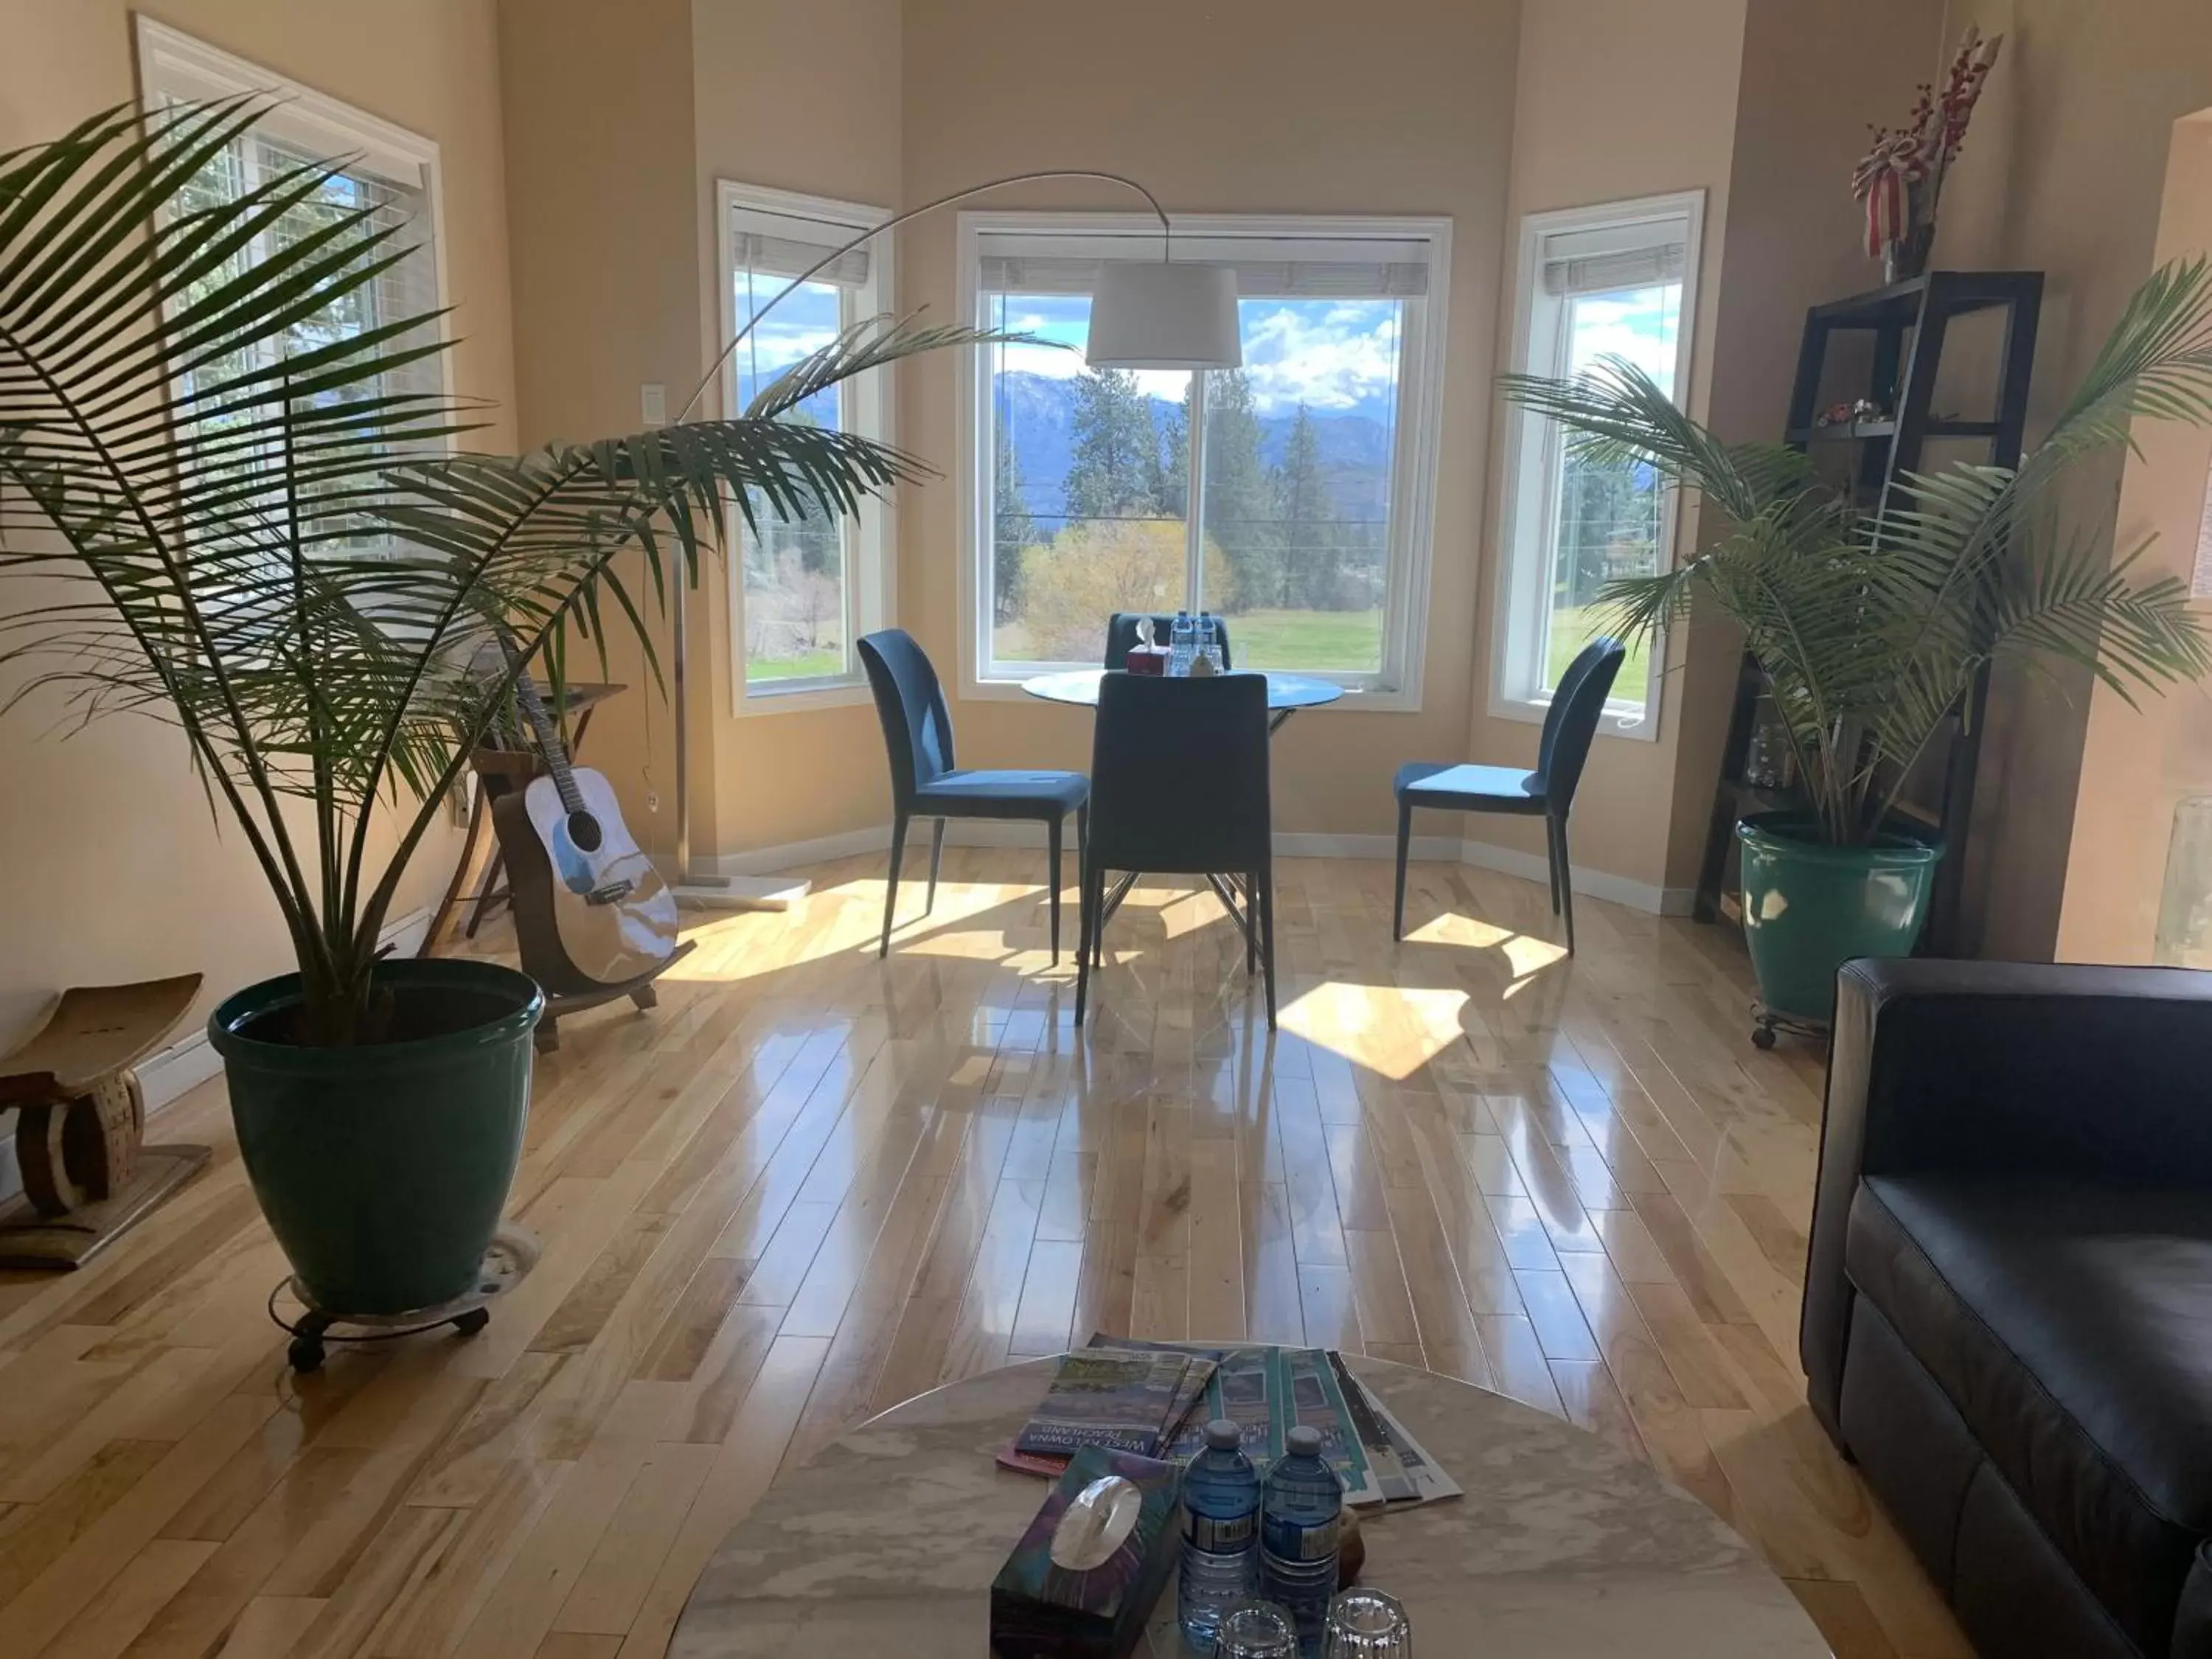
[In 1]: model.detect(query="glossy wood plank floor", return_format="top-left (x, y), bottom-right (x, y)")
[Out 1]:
top-left (0, 850), bottom-right (1968, 1659)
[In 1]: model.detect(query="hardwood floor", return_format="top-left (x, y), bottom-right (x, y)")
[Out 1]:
top-left (0, 850), bottom-right (1968, 1659)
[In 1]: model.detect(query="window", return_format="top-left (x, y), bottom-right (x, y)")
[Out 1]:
top-left (1492, 192), bottom-right (1704, 740)
top-left (719, 183), bottom-right (894, 711)
top-left (961, 215), bottom-right (1450, 705)
top-left (136, 20), bottom-right (448, 558)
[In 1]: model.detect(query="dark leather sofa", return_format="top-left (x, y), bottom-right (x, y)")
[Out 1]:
top-left (1804, 959), bottom-right (2212, 1659)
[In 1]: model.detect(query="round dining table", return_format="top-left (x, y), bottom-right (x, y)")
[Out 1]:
top-left (1021, 666), bottom-right (1345, 730)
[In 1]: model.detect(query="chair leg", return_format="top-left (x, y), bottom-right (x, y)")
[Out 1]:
top-left (1076, 866), bottom-right (1100, 1026)
top-left (1551, 815), bottom-right (1577, 955)
top-left (880, 813), bottom-right (908, 959)
top-left (1393, 799), bottom-right (1412, 942)
top-left (1245, 871), bottom-right (1259, 975)
top-left (1047, 814), bottom-right (1063, 967)
top-left (1076, 807), bottom-right (1091, 969)
top-left (1258, 860), bottom-right (1278, 1029)
top-left (925, 818), bottom-right (946, 915)
top-left (1545, 815), bottom-right (1562, 916)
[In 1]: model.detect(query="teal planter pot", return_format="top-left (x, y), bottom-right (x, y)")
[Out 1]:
top-left (210, 959), bottom-right (543, 1317)
top-left (1736, 814), bottom-right (1943, 1025)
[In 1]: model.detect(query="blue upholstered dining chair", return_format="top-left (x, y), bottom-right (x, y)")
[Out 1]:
top-left (1103, 612), bottom-right (1234, 670)
top-left (1078, 672), bottom-right (1275, 1028)
top-left (1392, 636), bottom-right (1625, 954)
top-left (857, 630), bottom-right (1088, 962)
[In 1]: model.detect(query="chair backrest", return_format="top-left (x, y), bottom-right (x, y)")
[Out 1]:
top-left (1089, 672), bottom-right (1270, 875)
top-left (1104, 613), bottom-right (1234, 671)
top-left (1535, 636), bottom-right (1627, 813)
top-left (857, 629), bottom-right (956, 807)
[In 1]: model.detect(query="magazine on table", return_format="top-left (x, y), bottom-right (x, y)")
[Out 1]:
top-left (1010, 1349), bottom-right (1211, 1458)
top-left (996, 1338), bottom-right (1463, 1509)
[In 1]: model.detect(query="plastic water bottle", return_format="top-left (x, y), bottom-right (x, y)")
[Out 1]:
top-left (1169, 611), bottom-right (1194, 676)
top-left (1199, 610), bottom-right (1225, 673)
top-left (1260, 1425), bottom-right (1342, 1656)
top-left (1178, 1419), bottom-right (1261, 1652)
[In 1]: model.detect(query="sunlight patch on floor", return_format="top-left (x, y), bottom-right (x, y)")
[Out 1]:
top-left (1280, 980), bottom-right (1470, 1081)
top-left (1403, 912), bottom-right (1515, 949)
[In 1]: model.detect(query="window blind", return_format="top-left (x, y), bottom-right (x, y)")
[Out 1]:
top-left (731, 231), bottom-right (869, 289)
top-left (1540, 220), bottom-right (1688, 296)
top-left (975, 230), bottom-right (1432, 299)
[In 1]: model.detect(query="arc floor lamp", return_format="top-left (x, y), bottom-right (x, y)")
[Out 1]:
top-left (662, 170), bottom-right (1242, 909)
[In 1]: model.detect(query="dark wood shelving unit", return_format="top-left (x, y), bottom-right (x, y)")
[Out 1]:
top-left (1694, 269), bottom-right (2044, 954)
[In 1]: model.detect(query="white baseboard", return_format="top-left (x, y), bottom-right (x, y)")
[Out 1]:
top-left (1456, 837), bottom-right (1696, 917)
top-left (698, 821), bottom-right (1691, 917)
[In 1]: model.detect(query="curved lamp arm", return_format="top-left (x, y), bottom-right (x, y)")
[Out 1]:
top-left (678, 168), bottom-right (1174, 422)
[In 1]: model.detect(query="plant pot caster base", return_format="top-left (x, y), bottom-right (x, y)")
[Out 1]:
top-left (268, 1225), bottom-right (538, 1374)
top-left (1751, 1001), bottom-right (1830, 1051)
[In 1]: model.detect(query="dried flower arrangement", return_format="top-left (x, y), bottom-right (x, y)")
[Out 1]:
top-left (1851, 26), bottom-right (2003, 282)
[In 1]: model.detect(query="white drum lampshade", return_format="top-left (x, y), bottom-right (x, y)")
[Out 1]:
top-left (1085, 261), bottom-right (1242, 370)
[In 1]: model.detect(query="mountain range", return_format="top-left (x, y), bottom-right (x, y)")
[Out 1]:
top-left (994, 371), bottom-right (1397, 524)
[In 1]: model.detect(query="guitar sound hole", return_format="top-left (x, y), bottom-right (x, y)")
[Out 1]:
top-left (567, 810), bottom-right (604, 854)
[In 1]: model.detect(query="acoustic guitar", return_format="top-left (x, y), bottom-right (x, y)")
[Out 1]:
top-left (490, 667), bottom-right (679, 995)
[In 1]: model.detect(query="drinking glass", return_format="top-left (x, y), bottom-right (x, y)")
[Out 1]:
top-left (1321, 1588), bottom-right (1412, 1659)
top-left (1215, 1599), bottom-right (1299, 1659)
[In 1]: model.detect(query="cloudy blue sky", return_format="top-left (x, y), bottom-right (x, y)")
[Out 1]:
top-left (732, 274), bottom-right (1683, 417)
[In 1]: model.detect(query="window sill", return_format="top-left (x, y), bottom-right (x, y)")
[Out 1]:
top-left (1489, 689), bottom-right (1660, 743)
top-left (734, 678), bottom-right (872, 718)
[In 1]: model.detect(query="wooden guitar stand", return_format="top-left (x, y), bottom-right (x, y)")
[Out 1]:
top-left (0, 974), bottom-right (210, 1269)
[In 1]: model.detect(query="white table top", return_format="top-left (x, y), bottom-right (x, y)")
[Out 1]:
top-left (670, 1352), bottom-right (1831, 1658)
top-left (1021, 667), bottom-right (1346, 712)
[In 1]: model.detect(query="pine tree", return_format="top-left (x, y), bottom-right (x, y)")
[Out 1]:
top-left (1200, 369), bottom-right (1276, 603)
top-left (1156, 381), bottom-right (1191, 519)
top-left (1064, 369), bottom-right (1162, 520)
top-left (992, 431), bottom-right (1038, 622)
top-left (1269, 404), bottom-right (1335, 608)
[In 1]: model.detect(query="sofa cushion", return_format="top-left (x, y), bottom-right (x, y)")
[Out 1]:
top-left (1847, 1173), bottom-right (2212, 1658)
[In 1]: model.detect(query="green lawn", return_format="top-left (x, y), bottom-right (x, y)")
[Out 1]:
top-left (1227, 608), bottom-right (1382, 672)
top-left (747, 647), bottom-right (844, 682)
top-left (1546, 605), bottom-right (1651, 699)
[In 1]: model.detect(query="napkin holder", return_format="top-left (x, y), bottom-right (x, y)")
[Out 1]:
top-left (990, 1447), bottom-right (1182, 1659)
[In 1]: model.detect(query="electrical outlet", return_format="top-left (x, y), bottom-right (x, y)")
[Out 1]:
top-left (647, 790), bottom-right (661, 814)
top-left (641, 383), bottom-right (667, 428)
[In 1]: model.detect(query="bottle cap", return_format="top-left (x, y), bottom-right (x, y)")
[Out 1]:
top-left (1286, 1425), bottom-right (1324, 1457)
top-left (1204, 1419), bottom-right (1242, 1451)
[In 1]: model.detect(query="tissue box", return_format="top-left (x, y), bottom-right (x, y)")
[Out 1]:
top-left (1124, 645), bottom-right (1168, 676)
top-left (990, 1447), bottom-right (1182, 1659)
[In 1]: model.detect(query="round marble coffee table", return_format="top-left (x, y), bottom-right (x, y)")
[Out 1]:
top-left (670, 1354), bottom-right (1831, 1658)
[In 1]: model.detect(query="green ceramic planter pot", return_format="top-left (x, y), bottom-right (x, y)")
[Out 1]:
top-left (1736, 813), bottom-right (1943, 1025)
top-left (209, 958), bottom-right (543, 1316)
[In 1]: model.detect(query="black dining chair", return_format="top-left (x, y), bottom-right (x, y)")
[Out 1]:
top-left (1103, 612), bottom-right (1234, 670)
top-left (1078, 672), bottom-right (1275, 1028)
top-left (1391, 636), bottom-right (1626, 953)
top-left (857, 629), bottom-right (1089, 962)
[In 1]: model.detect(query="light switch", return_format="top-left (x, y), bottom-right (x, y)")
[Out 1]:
top-left (641, 382), bottom-right (667, 428)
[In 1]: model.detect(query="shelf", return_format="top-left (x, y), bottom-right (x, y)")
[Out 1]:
top-left (1805, 270), bottom-right (2047, 330)
top-left (1787, 417), bottom-right (2001, 446)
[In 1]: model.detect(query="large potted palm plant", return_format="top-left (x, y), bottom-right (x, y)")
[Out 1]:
top-left (1505, 260), bottom-right (2212, 1029)
top-left (0, 101), bottom-right (970, 1315)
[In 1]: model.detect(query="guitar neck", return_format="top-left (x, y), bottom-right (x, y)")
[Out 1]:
top-left (510, 667), bottom-right (585, 815)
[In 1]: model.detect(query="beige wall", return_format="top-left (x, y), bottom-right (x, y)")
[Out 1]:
top-left (1466, 0), bottom-right (1748, 898)
top-left (1658, 0), bottom-right (1944, 894)
top-left (892, 0), bottom-right (1520, 855)
top-left (0, 1), bottom-right (515, 1048)
top-left (1938, 0), bottom-right (2212, 959)
top-left (2053, 110), bottom-right (2212, 961)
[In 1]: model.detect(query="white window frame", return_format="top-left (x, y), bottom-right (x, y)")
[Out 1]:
top-left (134, 18), bottom-right (450, 322)
top-left (717, 181), bottom-right (895, 717)
top-left (133, 18), bottom-right (453, 572)
top-left (956, 212), bottom-right (1452, 712)
top-left (1489, 189), bottom-right (1705, 743)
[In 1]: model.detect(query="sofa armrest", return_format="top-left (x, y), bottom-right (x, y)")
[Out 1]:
top-left (1801, 957), bottom-right (2212, 1437)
